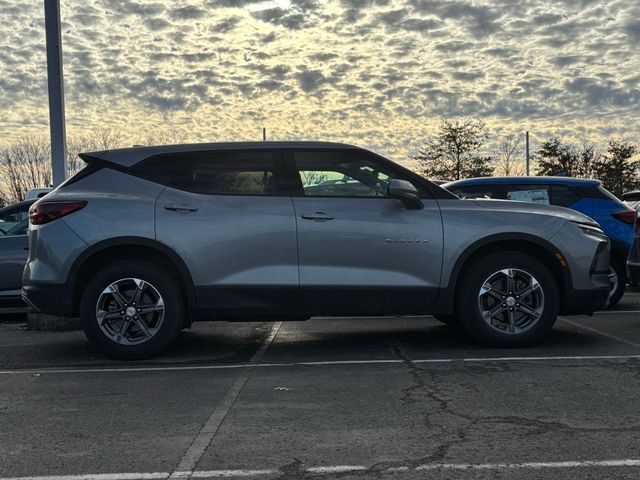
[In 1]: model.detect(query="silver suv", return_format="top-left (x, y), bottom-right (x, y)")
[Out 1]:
top-left (23, 142), bottom-right (611, 359)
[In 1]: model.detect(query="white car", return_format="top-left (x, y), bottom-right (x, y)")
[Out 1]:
top-left (25, 188), bottom-right (52, 201)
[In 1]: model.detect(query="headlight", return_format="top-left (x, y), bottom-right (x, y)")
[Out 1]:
top-left (575, 222), bottom-right (606, 237)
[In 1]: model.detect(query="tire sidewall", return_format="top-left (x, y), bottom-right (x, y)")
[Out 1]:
top-left (606, 258), bottom-right (626, 308)
top-left (458, 252), bottom-right (559, 347)
top-left (80, 260), bottom-right (184, 360)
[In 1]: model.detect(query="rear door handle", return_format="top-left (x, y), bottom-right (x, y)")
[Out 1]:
top-left (301, 212), bottom-right (334, 221)
top-left (164, 204), bottom-right (198, 213)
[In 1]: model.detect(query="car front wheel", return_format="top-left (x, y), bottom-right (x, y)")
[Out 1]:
top-left (605, 259), bottom-right (626, 309)
top-left (458, 252), bottom-right (559, 347)
top-left (80, 261), bottom-right (184, 359)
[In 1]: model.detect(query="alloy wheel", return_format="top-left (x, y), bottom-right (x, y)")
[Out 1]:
top-left (95, 278), bottom-right (165, 345)
top-left (478, 268), bottom-right (545, 334)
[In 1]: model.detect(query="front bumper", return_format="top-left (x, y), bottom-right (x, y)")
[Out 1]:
top-left (561, 286), bottom-right (610, 315)
top-left (22, 281), bottom-right (75, 317)
top-left (557, 225), bottom-right (610, 316)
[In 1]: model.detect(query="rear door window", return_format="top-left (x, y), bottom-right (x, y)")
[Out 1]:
top-left (170, 150), bottom-right (287, 196)
top-left (506, 185), bottom-right (551, 204)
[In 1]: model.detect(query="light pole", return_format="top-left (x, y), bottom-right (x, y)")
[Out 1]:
top-left (44, 0), bottom-right (67, 186)
top-left (525, 131), bottom-right (530, 176)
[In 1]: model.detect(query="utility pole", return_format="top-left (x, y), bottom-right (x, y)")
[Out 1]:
top-left (525, 131), bottom-right (530, 176)
top-left (262, 127), bottom-right (266, 141)
top-left (44, 0), bottom-right (67, 186)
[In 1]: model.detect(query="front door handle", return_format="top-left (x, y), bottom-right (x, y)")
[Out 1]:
top-left (164, 204), bottom-right (198, 213)
top-left (301, 212), bottom-right (334, 221)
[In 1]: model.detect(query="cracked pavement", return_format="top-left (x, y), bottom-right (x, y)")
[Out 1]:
top-left (0, 287), bottom-right (639, 479)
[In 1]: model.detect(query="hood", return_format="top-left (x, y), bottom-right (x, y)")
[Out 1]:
top-left (470, 199), bottom-right (599, 227)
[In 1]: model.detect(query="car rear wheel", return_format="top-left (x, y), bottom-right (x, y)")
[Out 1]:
top-left (80, 261), bottom-right (184, 360)
top-left (605, 259), bottom-right (626, 309)
top-left (458, 252), bottom-right (559, 347)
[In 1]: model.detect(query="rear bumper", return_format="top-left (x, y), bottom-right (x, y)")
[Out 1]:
top-left (22, 281), bottom-right (75, 317)
top-left (561, 286), bottom-right (610, 315)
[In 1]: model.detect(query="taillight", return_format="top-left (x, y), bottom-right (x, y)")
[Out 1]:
top-left (610, 208), bottom-right (637, 225)
top-left (29, 201), bottom-right (87, 225)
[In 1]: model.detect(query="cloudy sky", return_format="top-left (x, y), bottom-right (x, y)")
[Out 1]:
top-left (0, 0), bottom-right (639, 163)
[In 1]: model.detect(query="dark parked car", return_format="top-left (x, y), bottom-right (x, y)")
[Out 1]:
top-left (628, 212), bottom-right (640, 286)
top-left (0, 200), bottom-right (35, 307)
top-left (444, 177), bottom-right (637, 307)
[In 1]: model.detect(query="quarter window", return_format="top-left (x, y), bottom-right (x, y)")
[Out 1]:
top-left (130, 156), bottom-right (190, 186)
top-left (550, 185), bottom-right (581, 207)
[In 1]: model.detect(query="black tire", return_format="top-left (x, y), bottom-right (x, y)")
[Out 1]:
top-left (80, 260), bottom-right (184, 360)
top-left (458, 252), bottom-right (559, 348)
top-left (606, 258), bottom-right (626, 308)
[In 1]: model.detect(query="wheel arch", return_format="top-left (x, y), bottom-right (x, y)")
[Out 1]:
top-left (67, 237), bottom-right (197, 325)
top-left (436, 233), bottom-right (571, 314)
top-left (609, 239), bottom-right (629, 270)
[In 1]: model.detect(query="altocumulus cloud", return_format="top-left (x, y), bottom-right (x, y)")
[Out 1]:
top-left (0, 0), bottom-right (638, 160)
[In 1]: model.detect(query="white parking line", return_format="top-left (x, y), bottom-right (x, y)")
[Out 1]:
top-left (171, 322), bottom-right (282, 476)
top-left (1, 354), bottom-right (639, 376)
top-left (593, 309), bottom-right (640, 314)
top-left (0, 475), bottom-right (169, 480)
top-left (5, 459), bottom-right (640, 480)
top-left (560, 317), bottom-right (640, 349)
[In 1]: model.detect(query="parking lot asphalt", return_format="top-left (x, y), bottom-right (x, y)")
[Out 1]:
top-left (0, 287), bottom-right (639, 480)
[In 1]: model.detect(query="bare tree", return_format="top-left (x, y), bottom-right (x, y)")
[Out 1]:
top-left (137, 131), bottom-right (188, 146)
top-left (0, 136), bottom-right (51, 202)
top-left (66, 136), bottom-right (93, 177)
top-left (300, 171), bottom-right (329, 186)
top-left (0, 128), bottom-right (134, 202)
top-left (493, 134), bottom-right (526, 176)
top-left (66, 128), bottom-right (131, 176)
top-left (86, 127), bottom-right (128, 151)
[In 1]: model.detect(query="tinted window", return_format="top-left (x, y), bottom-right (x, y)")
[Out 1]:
top-left (506, 185), bottom-right (551, 204)
top-left (129, 155), bottom-right (193, 186)
top-left (449, 185), bottom-right (501, 199)
top-left (170, 151), bottom-right (283, 195)
top-left (293, 150), bottom-right (416, 197)
top-left (550, 185), bottom-right (581, 207)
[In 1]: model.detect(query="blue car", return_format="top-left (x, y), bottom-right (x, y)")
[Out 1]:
top-left (444, 176), bottom-right (637, 307)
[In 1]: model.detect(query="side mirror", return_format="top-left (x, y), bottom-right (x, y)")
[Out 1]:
top-left (388, 179), bottom-right (424, 210)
